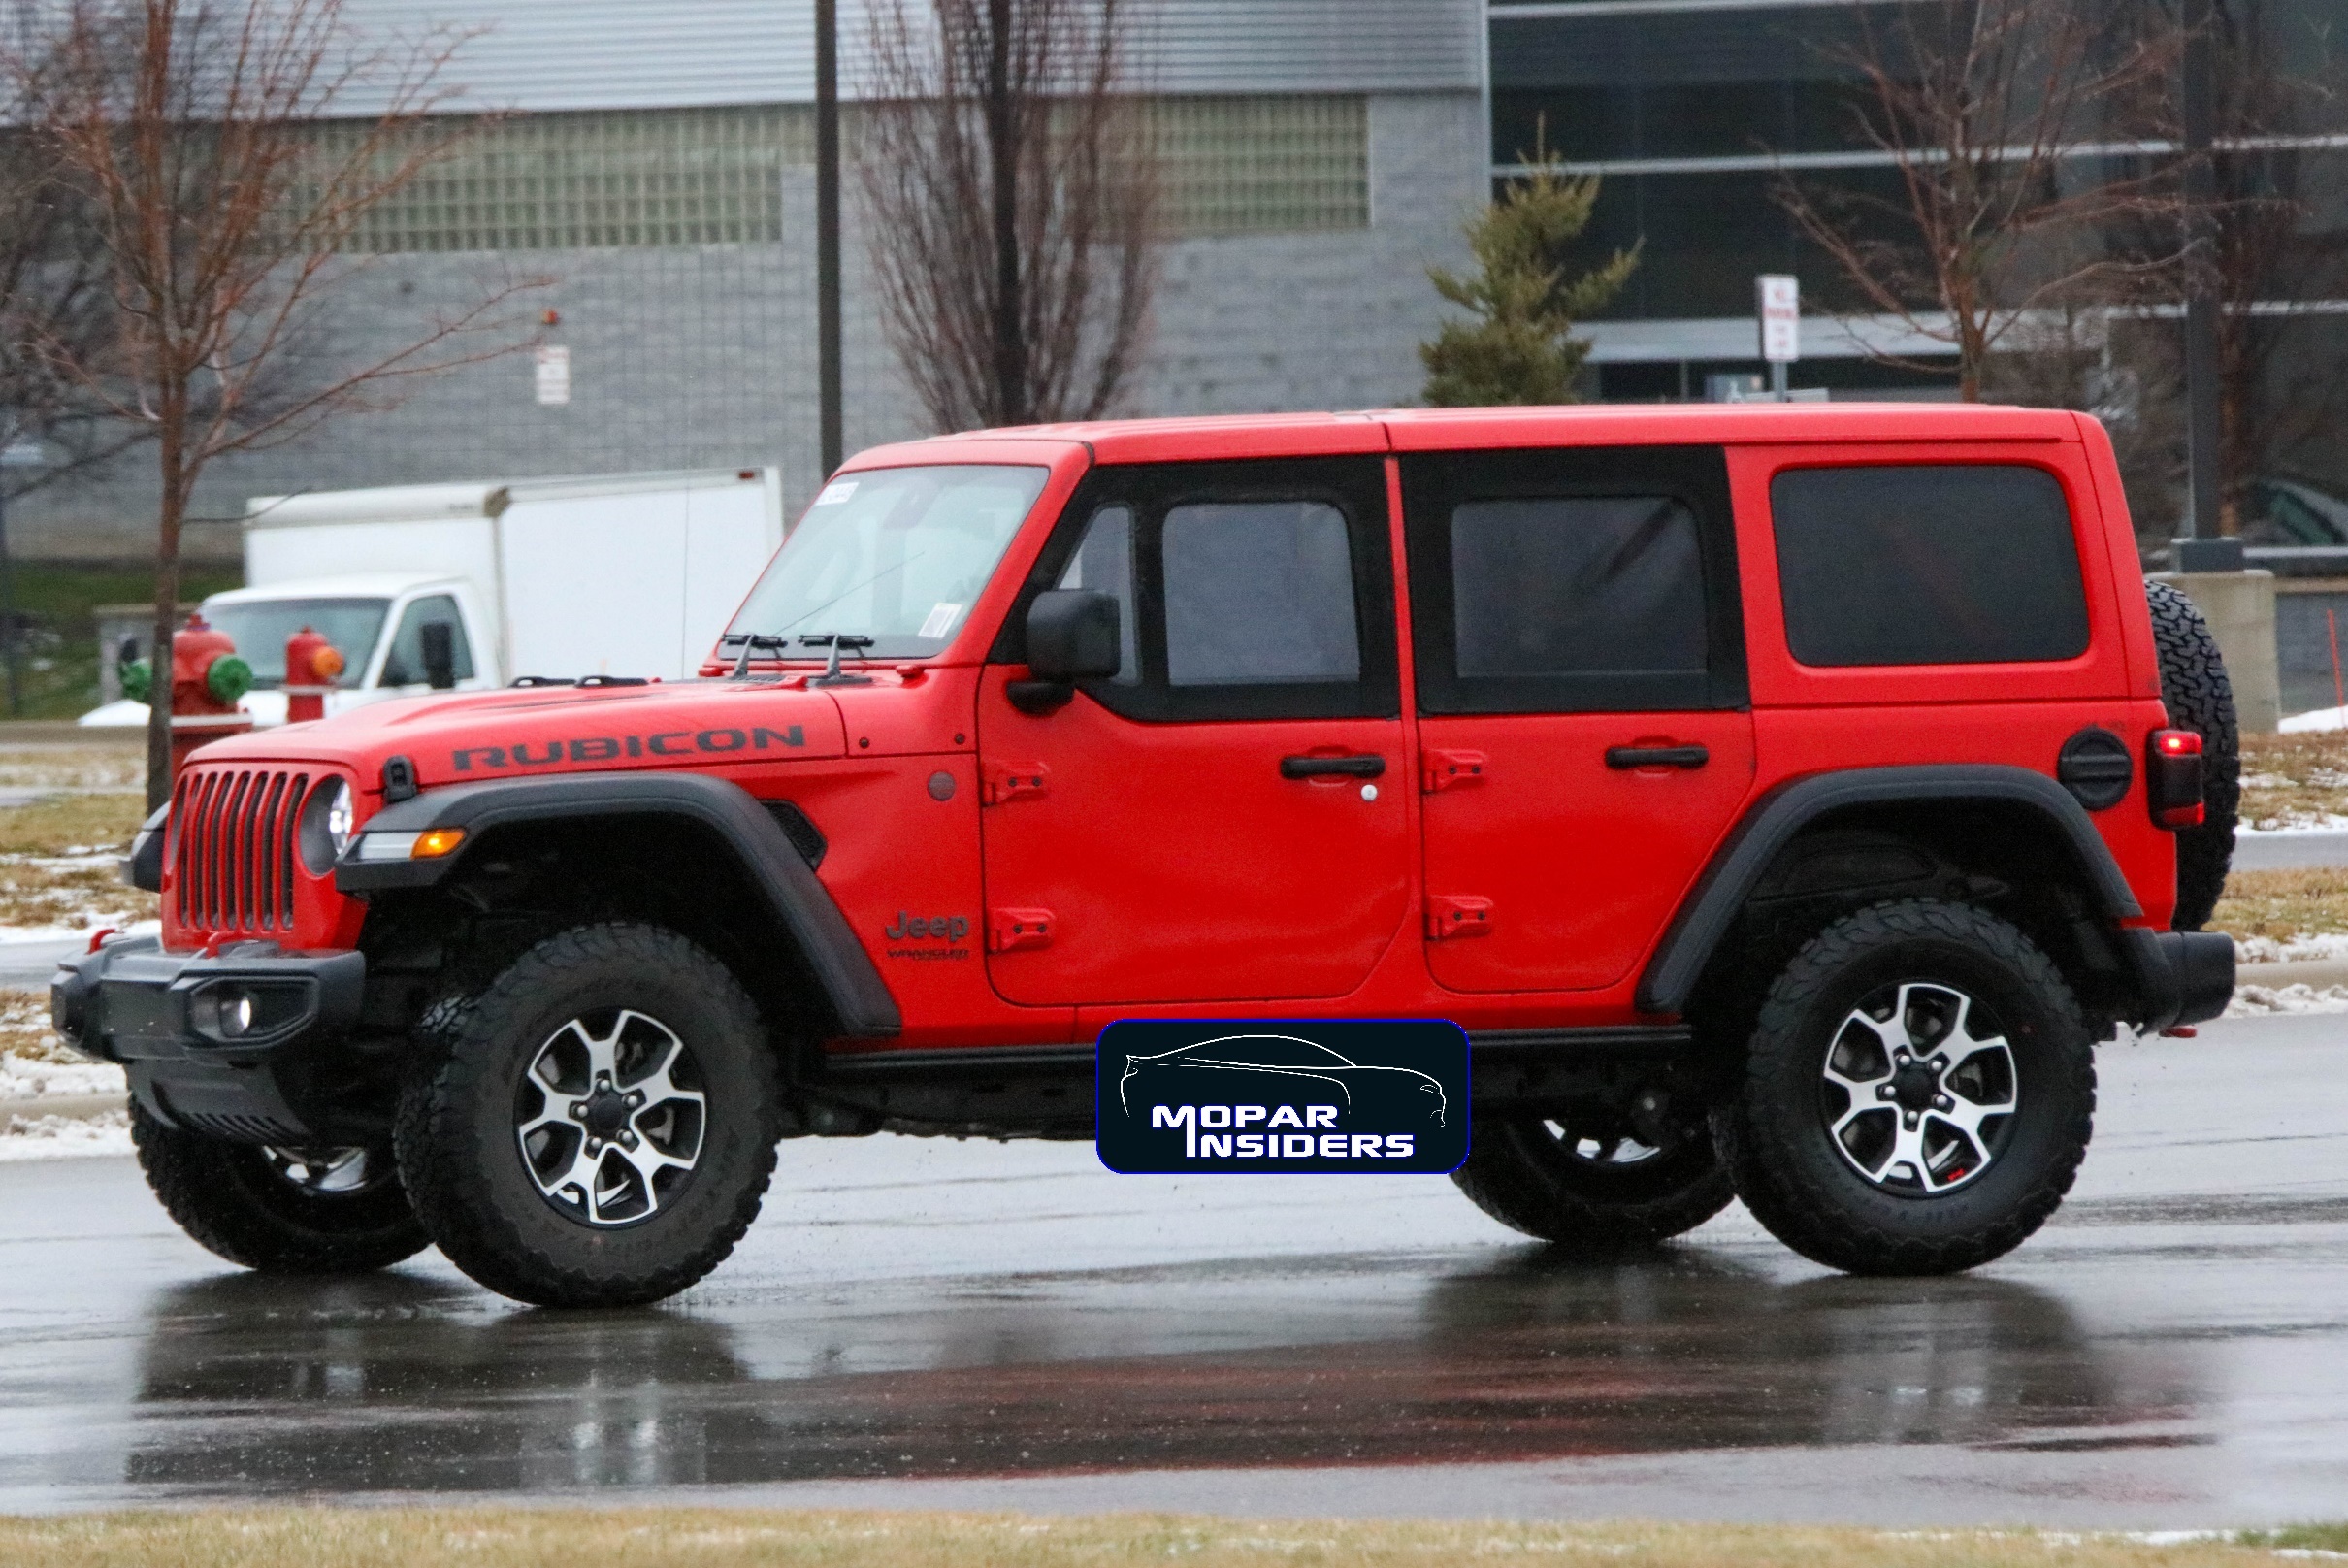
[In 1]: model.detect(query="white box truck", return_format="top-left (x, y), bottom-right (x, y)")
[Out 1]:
top-left (83, 467), bottom-right (783, 726)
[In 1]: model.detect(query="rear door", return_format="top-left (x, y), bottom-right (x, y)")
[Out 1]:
top-left (1404, 445), bottom-right (1756, 993)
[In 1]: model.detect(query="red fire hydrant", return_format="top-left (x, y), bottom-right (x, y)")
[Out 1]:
top-left (283, 626), bottom-right (345, 724)
top-left (121, 613), bottom-right (254, 783)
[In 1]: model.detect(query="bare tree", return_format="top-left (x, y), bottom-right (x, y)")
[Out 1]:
top-left (0, 3), bottom-right (141, 499)
top-left (27, 0), bottom-right (539, 803)
top-left (858, 0), bottom-right (1159, 431)
top-left (2194, 2), bottom-right (2348, 531)
top-left (1775, 0), bottom-right (2175, 400)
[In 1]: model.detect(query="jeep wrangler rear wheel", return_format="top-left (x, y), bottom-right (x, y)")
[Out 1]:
top-left (394, 923), bottom-right (781, 1307)
top-left (131, 1105), bottom-right (429, 1274)
top-left (1453, 1106), bottom-right (1733, 1251)
top-left (2145, 578), bottom-right (2239, 931)
top-left (1714, 899), bottom-right (2094, 1276)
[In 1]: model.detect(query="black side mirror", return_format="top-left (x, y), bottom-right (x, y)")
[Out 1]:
top-left (419, 621), bottom-right (459, 690)
top-left (1009, 589), bottom-right (1120, 714)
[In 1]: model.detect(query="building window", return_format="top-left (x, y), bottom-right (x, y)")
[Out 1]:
top-left (311, 94), bottom-right (1369, 254)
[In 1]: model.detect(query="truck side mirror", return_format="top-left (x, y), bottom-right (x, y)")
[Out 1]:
top-left (420, 621), bottom-right (459, 690)
top-left (1009, 589), bottom-right (1120, 714)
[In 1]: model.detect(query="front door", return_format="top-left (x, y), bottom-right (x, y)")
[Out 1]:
top-left (979, 457), bottom-right (1413, 1007)
top-left (1403, 445), bottom-right (1757, 994)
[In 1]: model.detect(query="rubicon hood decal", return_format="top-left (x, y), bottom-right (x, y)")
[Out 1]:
top-left (452, 722), bottom-right (811, 774)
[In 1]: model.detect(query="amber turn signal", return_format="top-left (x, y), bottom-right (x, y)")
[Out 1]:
top-left (412, 827), bottom-right (467, 859)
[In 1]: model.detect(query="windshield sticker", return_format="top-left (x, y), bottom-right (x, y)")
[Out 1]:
top-left (813, 480), bottom-right (858, 506)
top-left (917, 603), bottom-right (962, 639)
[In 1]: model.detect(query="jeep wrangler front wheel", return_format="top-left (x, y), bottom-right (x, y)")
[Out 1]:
top-left (395, 923), bottom-right (781, 1307)
top-left (1453, 1105), bottom-right (1733, 1252)
top-left (1714, 899), bottom-right (2094, 1276)
top-left (132, 1106), bottom-right (429, 1274)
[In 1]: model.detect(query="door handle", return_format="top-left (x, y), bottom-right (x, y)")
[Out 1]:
top-left (1606, 744), bottom-right (1710, 770)
top-left (1280, 754), bottom-right (1386, 780)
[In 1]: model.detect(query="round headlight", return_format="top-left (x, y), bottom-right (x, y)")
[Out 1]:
top-left (298, 777), bottom-right (354, 873)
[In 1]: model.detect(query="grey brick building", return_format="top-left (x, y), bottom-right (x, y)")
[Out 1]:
top-left (15, 0), bottom-right (1490, 561)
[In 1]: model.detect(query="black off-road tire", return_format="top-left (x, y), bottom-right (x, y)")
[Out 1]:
top-left (2145, 578), bottom-right (2239, 931)
top-left (394, 923), bottom-right (781, 1308)
top-left (1713, 899), bottom-right (2095, 1276)
top-left (131, 1104), bottom-right (429, 1274)
top-left (1453, 1114), bottom-right (1734, 1251)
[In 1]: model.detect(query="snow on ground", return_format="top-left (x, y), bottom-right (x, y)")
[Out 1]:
top-left (2227, 982), bottom-right (2348, 1017)
top-left (2232, 930), bottom-right (2348, 964)
top-left (0, 1054), bottom-right (122, 1099)
top-left (0, 1109), bottom-right (129, 1160)
top-left (2281, 704), bottom-right (2348, 733)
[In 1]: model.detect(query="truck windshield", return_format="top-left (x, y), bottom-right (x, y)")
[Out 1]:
top-left (725, 464), bottom-right (1049, 659)
top-left (200, 599), bottom-right (390, 687)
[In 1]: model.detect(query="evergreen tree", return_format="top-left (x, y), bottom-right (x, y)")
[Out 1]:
top-left (1420, 133), bottom-right (1638, 408)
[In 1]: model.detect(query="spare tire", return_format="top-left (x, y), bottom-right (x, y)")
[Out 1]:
top-left (2144, 578), bottom-right (2239, 931)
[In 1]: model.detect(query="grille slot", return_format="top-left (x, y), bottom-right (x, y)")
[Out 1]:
top-left (171, 768), bottom-right (313, 934)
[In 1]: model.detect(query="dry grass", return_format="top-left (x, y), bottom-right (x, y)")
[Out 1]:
top-left (0, 744), bottom-right (144, 793)
top-left (2210, 866), bottom-right (2348, 945)
top-left (2236, 731), bottom-right (2348, 829)
top-left (0, 791), bottom-right (155, 931)
top-left (0, 986), bottom-right (70, 1062)
top-left (0, 1512), bottom-right (2338, 1568)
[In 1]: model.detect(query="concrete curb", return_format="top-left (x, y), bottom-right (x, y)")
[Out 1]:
top-left (2236, 958), bottom-right (2348, 990)
top-left (2, 1094), bottom-right (125, 1126)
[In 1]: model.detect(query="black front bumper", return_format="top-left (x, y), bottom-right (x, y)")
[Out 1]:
top-left (52, 935), bottom-right (370, 1143)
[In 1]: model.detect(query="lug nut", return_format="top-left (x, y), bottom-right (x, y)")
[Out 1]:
top-left (1934, 1094), bottom-right (1953, 1111)
top-left (1877, 1086), bottom-right (1895, 1100)
top-left (627, 1092), bottom-right (643, 1107)
top-left (1903, 1113), bottom-right (1919, 1129)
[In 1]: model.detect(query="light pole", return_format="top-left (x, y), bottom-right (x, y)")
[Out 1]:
top-left (815, 0), bottom-right (843, 480)
top-left (2175, 0), bottom-right (2237, 572)
top-left (0, 432), bottom-right (47, 718)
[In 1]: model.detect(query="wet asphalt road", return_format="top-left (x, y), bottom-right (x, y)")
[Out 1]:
top-left (1, 1014), bottom-right (2343, 1526)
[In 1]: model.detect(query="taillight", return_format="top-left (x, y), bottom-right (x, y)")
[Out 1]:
top-left (2147, 729), bottom-right (2204, 830)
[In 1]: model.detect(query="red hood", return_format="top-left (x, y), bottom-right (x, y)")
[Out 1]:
top-left (189, 680), bottom-right (851, 794)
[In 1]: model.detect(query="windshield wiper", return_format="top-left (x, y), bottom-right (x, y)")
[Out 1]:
top-left (802, 633), bottom-right (875, 687)
top-left (721, 632), bottom-right (790, 678)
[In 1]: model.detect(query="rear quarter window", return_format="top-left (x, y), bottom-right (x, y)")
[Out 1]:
top-left (1771, 464), bottom-right (2090, 667)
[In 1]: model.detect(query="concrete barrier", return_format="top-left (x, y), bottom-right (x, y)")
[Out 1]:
top-left (2149, 570), bottom-right (2281, 734)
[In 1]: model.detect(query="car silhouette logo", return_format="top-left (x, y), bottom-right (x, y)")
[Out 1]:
top-left (1119, 1032), bottom-right (1448, 1127)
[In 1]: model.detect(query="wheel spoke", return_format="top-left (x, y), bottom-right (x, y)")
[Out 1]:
top-left (1817, 979), bottom-right (2017, 1196)
top-left (517, 1006), bottom-right (707, 1228)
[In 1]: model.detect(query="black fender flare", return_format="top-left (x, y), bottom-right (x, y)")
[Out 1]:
top-left (335, 771), bottom-right (900, 1038)
top-left (1638, 764), bottom-right (2146, 1018)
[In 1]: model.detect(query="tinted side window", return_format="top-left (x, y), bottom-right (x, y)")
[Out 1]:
top-left (1452, 496), bottom-right (1706, 679)
top-left (378, 596), bottom-right (474, 687)
top-left (1772, 465), bottom-right (2089, 667)
top-left (1163, 501), bottom-right (1361, 686)
top-left (1401, 444), bottom-right (1745, 714)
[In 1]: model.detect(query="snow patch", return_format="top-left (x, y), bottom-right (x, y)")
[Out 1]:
top-left (2227, 983), bottom-right (2348, 1016)
top-left (2234, 931), bottom-right (2348, 964)
top-left (0, 1055), bottom-right (124, 1098)
top-left (2281, 704), bottom-right (2348, 733)
top-left (0, 1107), bottom-right (130, 1160)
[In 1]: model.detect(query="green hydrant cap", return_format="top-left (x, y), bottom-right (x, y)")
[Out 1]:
top-left (207, 654), bottom-right (253, 705)
top-left (119, 659), bottom-right (153, 704)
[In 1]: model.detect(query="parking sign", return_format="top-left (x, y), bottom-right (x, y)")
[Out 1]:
top-left (1758, 275), bottom-right (1800, 363)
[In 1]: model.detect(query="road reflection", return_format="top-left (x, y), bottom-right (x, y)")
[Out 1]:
top-left (125, 1246), bottom-right (2187, 1494)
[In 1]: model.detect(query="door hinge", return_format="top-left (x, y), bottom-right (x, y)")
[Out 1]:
top-left (983, 761), bottom-right (1049, 805)
top-left (989, 907), bottom-right (1056, 952)
top-left (1423, 750), bottom-right (1488, 793)
top-left (1426, 896), bottom-right (1494, 939)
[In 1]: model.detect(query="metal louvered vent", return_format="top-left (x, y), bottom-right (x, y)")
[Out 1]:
top-left (170, 768), bottom-right (313, 934)
top-left (762, 800), bottom-right (826, 868)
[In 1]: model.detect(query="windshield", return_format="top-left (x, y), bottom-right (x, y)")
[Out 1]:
top-left (724, 465), bottom-right (1049, 660)
top-left (199, 598), bottom-right (391, 687)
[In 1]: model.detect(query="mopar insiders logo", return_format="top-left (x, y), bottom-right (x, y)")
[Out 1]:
top-left (883, 910), bottom-right (972, 962)
top-left (1095, 1020), bottom-right (1469, 1175)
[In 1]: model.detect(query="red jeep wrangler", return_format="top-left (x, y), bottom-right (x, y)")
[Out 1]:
top-left (55, 405), bottom-right (2238, 1307)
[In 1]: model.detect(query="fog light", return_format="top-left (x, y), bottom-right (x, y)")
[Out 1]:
top-left (189, 980), bottom-right (312, 1044)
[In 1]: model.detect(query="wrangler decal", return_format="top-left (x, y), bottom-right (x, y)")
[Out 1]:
top-left (450, 724), bottom-right (806, 772)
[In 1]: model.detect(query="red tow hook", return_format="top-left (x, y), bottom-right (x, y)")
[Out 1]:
top-left (2160, 1025), bottom-right (2200, 1038)
top-left (85, 927), bottom-right (117, 955)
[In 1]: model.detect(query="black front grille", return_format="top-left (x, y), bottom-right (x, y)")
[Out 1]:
top-left (171, 768), bottom-right (312, 934)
